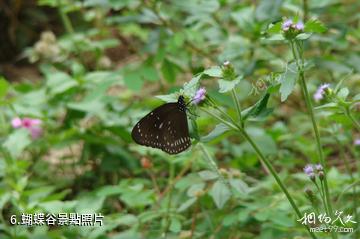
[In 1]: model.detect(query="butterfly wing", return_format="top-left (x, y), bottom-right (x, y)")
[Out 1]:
top-left (132, 103), bottom-right (191, 154)
top-left (160, 108), bottom-right (191, 154)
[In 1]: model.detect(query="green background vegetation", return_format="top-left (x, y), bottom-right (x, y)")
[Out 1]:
top-left (0, 0), bottom-right (359, 238)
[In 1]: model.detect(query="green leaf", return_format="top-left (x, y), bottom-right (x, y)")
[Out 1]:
top-left (305, 19), bottom-right (327, 33)
top-left (263, 34), bottom-right (285, 41)
top-left (141, 65), bottom-right (159, 82)
top-left (353, 93), bottom-right (360, 101)
top-left (242, 93), bottom-right (271, 121)
top-left (337, 87), bottom-right (349, 100)
top-left (201, 123), bottom-right (230, 142)
top-left (229, 179), bottom-right (250, 195)
top-left (255, 0), bottom-right (283, 21)
top-left (183, 74), bottom-right (202, 97)
top-left (3, 129), bottom-right (31, 158)
top-left (223, 214), bottom-right (238, 227)
top-left (169, 218), bottom-right (182, 233)
top-left (334, 71), bottom-right (353, 92)
top-left (204, 66), bottom-right (222, 77)
top-left (209, 180), bottom-right (231, 209)
top-left (161, 59), bottom-right (177, 83)
top-left (177, 197), bottom-right (197, 212)
top-left (96, 185), bottom-right (124, 197)
top-left (314, 102), bottom-right (338, 110)
top-left (46, 71), bottom-right (78, 95)
top-left (198, 170), bottom-right (219, 181)
top-left (267, 22), bottom-right (282, 34)
top-left (218, 77), bottom-right (241, 93)
top-left (187, 183), bottom-right (205, 197)
top-left (0, 77), bottom-right (9, 99)
top-left (124, 71), bottom-right (144, 91)
top-left (155, 93), bottom-right (178, 102)
top-left (40, 200), bottom-right (77, 214)
top-left (279, 65), bottom-right (297, 102)
top-left (76, 195), bottom-right (105, 213)
top-left (295, 33), bottom-right (312, 40)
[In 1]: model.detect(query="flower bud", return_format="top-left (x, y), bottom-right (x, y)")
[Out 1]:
top-left (305, 188), bottom-right (313, 197)
top-left (221, 60), bottom-right (236, 81)
top-left (318, 171), bottom-right (325, 181)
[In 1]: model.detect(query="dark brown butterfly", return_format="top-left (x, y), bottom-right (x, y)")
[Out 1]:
top-left (131, 96), bottom-right (191, 154)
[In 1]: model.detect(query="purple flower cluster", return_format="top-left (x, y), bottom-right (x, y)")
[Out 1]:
top-left (354, 138), bottom-right (360, 146)
top-left (193, 87), bottom-right (206, 105)
top-left (282, 19), bottom-right (304, 31)
top-left (304, 164), bottom-right (324, 181)
top-left (12, 117), bottom-right (43, 139)
top-left (313, 83), bottom-right (330, 101)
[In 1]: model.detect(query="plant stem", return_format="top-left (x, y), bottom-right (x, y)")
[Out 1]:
top-left (231, 89), bottom-right (243, 125)
top-left (291, 40), bottom-right (336, 238)
top-left (239, 129), bottom-right (317, 239)
top-left (57, 0), bottom-right (74, 34)
top-left (201, 108), bottom-right (317, 239)
top-left (200, 108), bottom-right (237, 130)
top-left (303, 0), bottom-right (309, 22)
top-left (344, 106), bottom-right (360, 132)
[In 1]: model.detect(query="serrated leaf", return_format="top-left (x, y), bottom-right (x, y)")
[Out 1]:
top-left (263, 34), bottom-right (285, 41)
top-left (183, 74), bottom-right (202, 97)
top-left (242, 93), bottom-right (271, 121)
top-left (198, 170), bottom-right (219, 181)
top-left (204, 66), bottom-right (222, 77)
top-left (305, 19), bottom-right (327, 33)
top-left (169, 218), bottom-right (181, 233)
top-left (353, 93), bottom-right (360, 101)
top-left (46, 71), bottom-right (78, 95)
top-left (229, 179), bottom-right (250, 195)
top-left (209, 180), bottom-right (231, 209)
top-left (334, 71), bottom-right (353, 92)
top-left (155, 93), bottom-right (178, 102)
top-left (267, 22), bottom-right (282, 34)
top-left (337, 87), bottom-right (349, 100)
top-left (187, 183), bottom-right (205, 197)
top-left (76, 195), bottom-right (105, 213)
top-left (295, 33), bottom-right (312, 40)
top-left (279, 65), bottom-right (297, 102)
top-left (177, 197), bottom-right (197, 212)
top-left (201, 123), bottom-right (230, 142)
top-left (218, 78), bottom-right (241, 93)
top-left (3, 129), bottom-right (31, 158)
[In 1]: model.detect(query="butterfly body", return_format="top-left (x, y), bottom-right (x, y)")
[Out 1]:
top-left (132, 96), bottom-right (191, 154)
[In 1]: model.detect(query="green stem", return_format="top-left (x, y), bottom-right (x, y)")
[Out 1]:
top-left (201, 108), bottom-right (237, 131)
top-left (344, 107), bottom-right (360, 132)
top-left (201, 108), bottom-right (317, 239)
top-left (303, 0), bottom-right (309, 21)
top-left (57, 1), bottom-right (74, 34)
top-left (231, 89), bottom-right (243, 125)
top-left (314, 180), bottom-right (328, 214)
top-left (291, 40), bottom-right (336, 239)
top-left (239, 129), bottom-right (317, 239)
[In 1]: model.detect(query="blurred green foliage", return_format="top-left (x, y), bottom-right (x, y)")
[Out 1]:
top-left (0, 0), bottom-right (359, 238)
